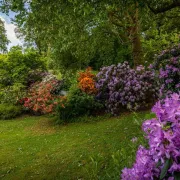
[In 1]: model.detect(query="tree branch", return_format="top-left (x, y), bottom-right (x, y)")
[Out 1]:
top-left (147, 0), bottom-right (180, 14)
top-left (107, 11), bottom-right (124, 28)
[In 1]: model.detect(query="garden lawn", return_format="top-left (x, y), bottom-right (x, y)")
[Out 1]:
top-left (0, 112), bottom-right (155, 180)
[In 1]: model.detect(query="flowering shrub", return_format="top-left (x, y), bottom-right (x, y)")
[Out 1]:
top-left (78, 67), bottom-right (97, 94)
top-left (121, 93), bottom-right (180, 180)
top-left (42, 73), bottom-right (58, 83)
top-left (152, 44), bottom-right (180, 98)
top-left (23, 78), bottom-right (63, 114)
top-left (154, 44), bottom-right (180, 66)
top-left (96, 62), bottom-right (159, 115)
top-left (159, 58), bottom-right (180, 98)
top-left (56, 68), bottom-right (103, 123)
top-left (27, 70), bottom-right (49, 87)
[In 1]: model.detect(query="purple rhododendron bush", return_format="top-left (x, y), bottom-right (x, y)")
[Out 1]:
top-left (96, 61), bottom-right (159, 115)
top-left (152, 44), bottom-right (180, 98)
top-left (121, 93), bottom-right (180, 180)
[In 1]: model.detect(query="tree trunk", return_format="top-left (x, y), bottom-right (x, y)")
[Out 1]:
top-left (132, 33), bottom-right (143, 67)
top-left (131, 4), bottom-right (143, 67)
top-left (107, 2), bottom-right (144, 67)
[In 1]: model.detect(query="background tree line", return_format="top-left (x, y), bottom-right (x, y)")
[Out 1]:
top-left (0, 0), bottom-right (179, 71)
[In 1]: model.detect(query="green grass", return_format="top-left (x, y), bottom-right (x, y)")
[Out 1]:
top-left (0, 112), bottom-right (155, 180)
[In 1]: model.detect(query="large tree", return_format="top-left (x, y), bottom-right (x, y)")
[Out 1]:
top-left (0, 0), bottom-right (179, 67)
top-left (146, 0), bottom-right (180, 14)
top-left (0, 18), bottom-right (9, 52)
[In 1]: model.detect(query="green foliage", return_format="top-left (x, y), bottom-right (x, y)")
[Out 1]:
top-left (174, 172), bottom-right (180, 180)
top-left (57, 85), bottom-right (103, 123)
top-left (142, 26), bottom-right (180, 63)
top-left (0, 47), bottom-right (46, 106)
top-left (0, 18), bottom-right (9, 52)
top-left (160, 159), bottom-right (172, 180)
top-left (0, 84), bottom-right (26, 105)
top-left (1, 0), bottom-right (179, 69)
top-left (0, 0), bottom-right (180, 70)
top-left (61, 70), bottom-right (79, 90)
top-left (88, 35), bottom-right (132, 70)
top-left (0, 104), bottom-right (22, 120)
top-left (0, 0), bottom-right (145, 68)
top-left (53, 28), bottom-right (132, 71)
top-left (0, 46), bottom-right (46, 87)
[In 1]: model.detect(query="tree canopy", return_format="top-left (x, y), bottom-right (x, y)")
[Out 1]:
top-left (0, 0), bottom-right (179, 69)
top-left (0, 18), bottom-right (9, 52)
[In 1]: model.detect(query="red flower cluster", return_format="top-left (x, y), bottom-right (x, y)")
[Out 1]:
top-left (18, 97), bottom-right (29, 105)
top-left (78, 67), bottom-right (97, 94)
top-left (22, 80), bottom-right (64, 114)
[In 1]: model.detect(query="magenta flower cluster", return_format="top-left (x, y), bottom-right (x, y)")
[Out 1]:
top-left (121, 93), bottom-right (180, 180)
top-left (96, 62), bottom-right (158, 115)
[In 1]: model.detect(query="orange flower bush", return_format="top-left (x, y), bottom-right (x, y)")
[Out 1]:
top-left (78, 67), bottom-right (97, 94)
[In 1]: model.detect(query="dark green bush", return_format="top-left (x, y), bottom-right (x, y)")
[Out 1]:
top-left (56, 85), bottom-right (103, 123)
top-left (0, 104), bottom-right (23, 120)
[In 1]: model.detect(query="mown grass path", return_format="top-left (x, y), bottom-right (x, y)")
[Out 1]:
top-left (0, 112), bottom-right (155, 180)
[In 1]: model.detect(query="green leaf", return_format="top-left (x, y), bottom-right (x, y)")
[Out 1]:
top-left (160, 159), bottom-right (171, 180)
top-left (174, 172), bottom-right (180, 180)
top-left (155, 160), bottom-right (161, 168)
